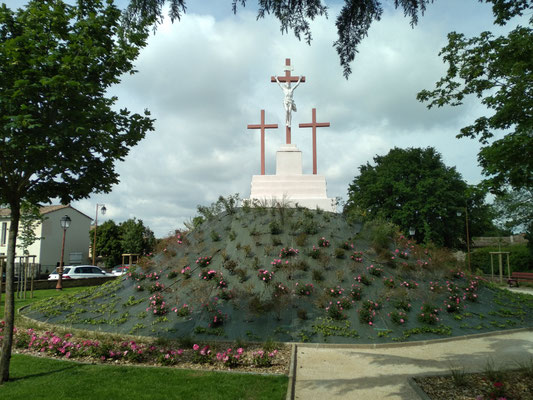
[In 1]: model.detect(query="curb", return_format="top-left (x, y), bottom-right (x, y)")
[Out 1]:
top-left (285, 343), bottom-right (297, 400)
top-left (292, 326), bottom-right (533, 350)
top-left (408, 377), bottom-right (433, 400)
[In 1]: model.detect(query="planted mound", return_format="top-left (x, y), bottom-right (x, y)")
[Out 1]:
top-left (24, 207), bottom-right (533, 343)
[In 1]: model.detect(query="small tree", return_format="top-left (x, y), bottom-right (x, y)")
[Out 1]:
top-left (16, 202), bottom-right (44, 254)
top-left (0, 0), bottom-right (153, 383)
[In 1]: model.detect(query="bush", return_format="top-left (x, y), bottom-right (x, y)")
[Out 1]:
top-left (470, 244), bottom-right (532, 274)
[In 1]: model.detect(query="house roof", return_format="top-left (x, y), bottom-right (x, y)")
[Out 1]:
top-left (0, 204), bottom-right (92, 220)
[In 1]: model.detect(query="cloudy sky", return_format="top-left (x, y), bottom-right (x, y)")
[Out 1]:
top-left (5, 0), bottom-right (521, 237)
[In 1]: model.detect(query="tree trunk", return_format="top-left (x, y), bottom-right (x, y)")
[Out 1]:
top-left (0, 201), bottom-right (20, 384)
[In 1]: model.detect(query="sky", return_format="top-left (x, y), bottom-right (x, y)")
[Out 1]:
top-left (4, 0), bottom-right (521, 237)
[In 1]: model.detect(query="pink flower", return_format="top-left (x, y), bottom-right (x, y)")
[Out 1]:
top-left (193, 344), bottom-right (200, 351)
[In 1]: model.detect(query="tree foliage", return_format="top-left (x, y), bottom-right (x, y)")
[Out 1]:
top-left (0, 0), bottom-right (153, 383)
top-left (16, 202), bottom-right (44, 253)
top-left (93, 218), bottom-right (156, 267)
top-left (344, 147), bottom-right (497, 248)
top-left (417, 25), bottom-right (533, 192)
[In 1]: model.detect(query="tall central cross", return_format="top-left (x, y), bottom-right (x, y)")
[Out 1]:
top-left (299, 108), bottom-right (330, 175)
top-left (271, 58), bottom-right (306, 144)
top-left (247, 110), bottom-right (278, 175)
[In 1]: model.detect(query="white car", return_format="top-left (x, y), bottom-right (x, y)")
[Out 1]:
top-left (48, 265), bottom-right (114, 280)
top-left (111, 265), bottom-right (131, 276)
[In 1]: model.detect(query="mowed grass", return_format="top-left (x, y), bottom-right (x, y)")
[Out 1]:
top-left (0, 354), bottom-right (288, 400)
top-left (0, 286), bottom-right (289, 399)
top-left (0, 286), bottom-right (89, 320)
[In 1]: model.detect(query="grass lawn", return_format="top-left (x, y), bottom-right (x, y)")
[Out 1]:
top-left (1, 286), bottom-right (289, 399)
top-left (0, 354), bottom-right (288, 400)
top-left (0, 286), bottom-right (89, 320)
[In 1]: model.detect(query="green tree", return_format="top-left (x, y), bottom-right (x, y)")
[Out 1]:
top-left (0, 0), bottom-right (153, 383)
top-left (493, 188), bottom-right (533, 264)
top-left (119, 218), bottom-right (155, 256)
top-left (93, 220), bottom-right (123, 268)
top-left (16, 202), bottom-right (44, 254)
top-left (124, 1), bottom-right (532, 78)
top-left (417, 15), bottom-right (532, 192)
top-left (344, 147), bottom-right (496, 248)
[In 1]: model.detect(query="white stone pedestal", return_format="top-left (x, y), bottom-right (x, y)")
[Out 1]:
top-left (247, 144), bottom-right (336, 212)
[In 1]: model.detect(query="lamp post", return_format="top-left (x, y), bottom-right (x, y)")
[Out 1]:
top-left (457, 208), bottom-right (471, 271)
top-left (409, 227), bottom-right (416, 237)
top-left (56, 215), bottom-right (71, 291)
top-left (92, 204), bottom-right (106, 266)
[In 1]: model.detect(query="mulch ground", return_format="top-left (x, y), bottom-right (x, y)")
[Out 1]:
top-left (415, 369), bottom-right (533, 400)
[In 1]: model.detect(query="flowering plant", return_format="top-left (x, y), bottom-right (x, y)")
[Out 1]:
top-left (325, 286), bottom-right (344, 297)
top-left (252, 349), bottom-right (278, 367)
top-left (257, 269), bottom-right (274, 283)
top-left (180, 266), bottom-right (191, 279)
top-left (216, 347), bottom-right (243, 368)
top-left (196, 256), bottom-right (212, 268)
top-left (326, 301), bottom-right (347, 320)
top-left (279, 247), bottom-right (299, 258)
top-left (199, 269), bottom-right (217, 280)
top-left (192, 344), bottom-right (212, 363)
top-left (367, 265), bottom-right (383, 277)
top-left (400, 280), bottom-right (419, 289)
top-left (172, 304), bottom-right (191, 317)
top-left (149, 281), bottom-right (165, 293)
top-left (350, 284), bottom-right (362, 300)
top-left (354, 274), bottom-right (371, 286)
top-left (388, 310), bottom-right (408, 325)
top-left (145, 271), bottom-right (161, 281)
top-left (209, 310), bottom-right (227, 327)
top-left (146, 293), bottom-right (168, 315)
top-left (350, 251), bottom-right (364, 262)
top-left (308, 246), bottom-right (320, 259)
top-left (270, 258), bottom-right (287, 269)
top-left (318, 237), bottom-right (330, 247)
top-left (157, 348), bottom-right (183, 365)
top-left (295, 282), bottom-right (314, 296)
top-left (383, 278), bottom-right (395, 288)
top-left (418, 303), bottom-right (440, 324)
top-left (273, 283), bottom-right (289, 297)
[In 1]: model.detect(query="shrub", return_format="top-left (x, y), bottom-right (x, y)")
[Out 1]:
top-left (296, 283), bottom-right (314, 296)
top-left (418, 303), bottom-right (440, 324)
top-left (350, 284), bottom-right (363, 300)
top-left (257, 269), bottom-right (274, 283)
top-left (269, 220), bottom-right (282, 235)
top-left (334, 248), bottom-right (346, 259)
top-left (355, 274), bottom-right (371, 286)
top-left (312, 269), bottom-right (325, 282)
top-left (326, 302), bottom-right (347, 320)
top-left (195, 256), bottom-right (212, 268)
top-left (279, 247), bottom-right (299, 258)
top-left (351, 251), bottom-right (364, 262)
top-left (308, 246), bottom-right (321, 259)
top-left (367, 265), bottom-right (383, 276)
top-left (318, 237), bottom-right (330, 247)
top-left (252, 349), bottom-right (278, 367)
top-left (389, 310), bottom-right (408, 325)
top-left (210, 231), bottom-right (221, 241)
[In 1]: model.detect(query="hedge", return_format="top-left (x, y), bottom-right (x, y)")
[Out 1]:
top-left (470, 244), bottom-right (532, 275)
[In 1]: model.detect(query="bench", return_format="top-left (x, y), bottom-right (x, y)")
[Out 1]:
top-left (508, 272), bottom-right (533, 287)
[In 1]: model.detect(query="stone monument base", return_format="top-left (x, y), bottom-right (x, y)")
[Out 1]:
top-left (245, 144), bottom-right (336, 212)
top-left (247, 174), bottom-right (336, 212)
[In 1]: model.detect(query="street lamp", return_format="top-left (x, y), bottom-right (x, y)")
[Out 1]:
top-left (92, 204), bottom-right (106, 266)
top-left (457, 208), bottom-right (471, 271)
top-left (56, 215), bottom-right (71, 291)
top-left (409, 227), bottom-right (416, 237)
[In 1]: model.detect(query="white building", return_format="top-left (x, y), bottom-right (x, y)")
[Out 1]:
top-left (0, 204), bottom-right (92, 274)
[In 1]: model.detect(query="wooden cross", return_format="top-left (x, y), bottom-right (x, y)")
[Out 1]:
top-left (299, 108), bottom-right (330, 175)
top-left (271, 58), bottom-right (306, 144)
top-left (247, 110), bottom-right (278, 175)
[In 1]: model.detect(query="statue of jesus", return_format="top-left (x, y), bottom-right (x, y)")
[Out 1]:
top-left (275, 76), bottom-right (302, 127)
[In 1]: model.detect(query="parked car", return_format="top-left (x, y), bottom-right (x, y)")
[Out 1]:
top-left (48, 265), bottom-right (114, 280)
top-left (111, 265), bottom-right (131, 276)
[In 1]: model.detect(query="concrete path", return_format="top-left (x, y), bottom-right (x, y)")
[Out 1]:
top-left (293, 330), bottom-right (533, 399)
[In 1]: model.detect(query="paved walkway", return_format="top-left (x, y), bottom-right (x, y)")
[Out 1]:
top-left (293, 330), bottom-right (533, 399)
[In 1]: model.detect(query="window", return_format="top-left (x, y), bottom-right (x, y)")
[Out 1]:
top-left (1, 222), bottom-right (7, 246)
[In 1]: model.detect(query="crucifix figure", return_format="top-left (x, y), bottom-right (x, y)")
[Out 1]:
top-left (271, 58), bottom-right (305, 144)
top-left (247, 110), bottom-right (278, 175)
top-left (299, 108), bottom-right (330, 175)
